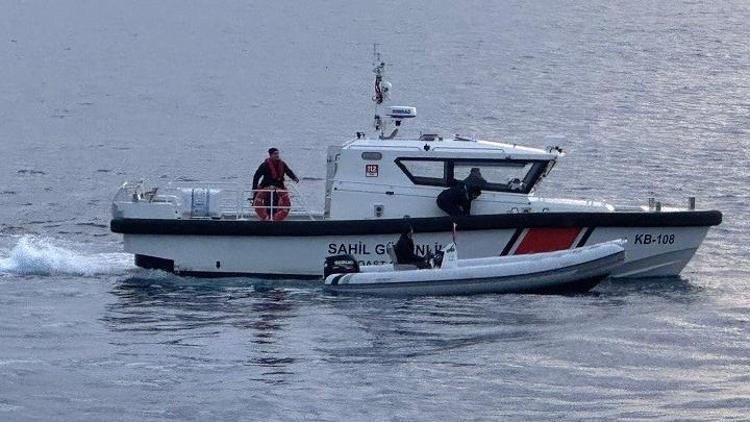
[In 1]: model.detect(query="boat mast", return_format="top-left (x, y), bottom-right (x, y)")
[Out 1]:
top-left (372, 44), bottom-right (390, 139)
top-left (370, 45), bottom-right (416, 140)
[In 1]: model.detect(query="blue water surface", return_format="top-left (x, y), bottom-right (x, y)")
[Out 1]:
top-left (1, 1), bottom-right (748, 420)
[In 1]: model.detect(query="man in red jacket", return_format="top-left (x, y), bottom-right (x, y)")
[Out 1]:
top-left (252, 148), bottom-right (299, 214)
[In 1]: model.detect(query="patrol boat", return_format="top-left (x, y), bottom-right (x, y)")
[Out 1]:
top-left (110, 52), bottom-right (721, 279)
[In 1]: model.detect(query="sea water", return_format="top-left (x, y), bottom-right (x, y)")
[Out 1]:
top-left (1, 1), bottom-right (748, 420)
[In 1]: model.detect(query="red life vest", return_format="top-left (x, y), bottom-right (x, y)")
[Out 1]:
top-left (265, 158), bottom-right (286, 184)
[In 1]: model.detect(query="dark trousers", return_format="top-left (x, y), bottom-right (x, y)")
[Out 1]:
top-left (268, 191), bottom-right (278, 211)
top-left (259, 185), bottom-right (285, 211)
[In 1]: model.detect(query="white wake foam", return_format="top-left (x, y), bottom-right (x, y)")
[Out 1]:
top-left (0, 236), bottom-right (134, 276)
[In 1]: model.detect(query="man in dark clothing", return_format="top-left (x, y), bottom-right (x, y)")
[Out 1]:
top-left (463, 167), bottom-right (487, 191)
top-left (394, 225), bottom-right (431, 269)
top-left (252, 147), bottom-right (299, 192)
top-left (252, 148), bottom-right (299, 215)
top-left (437, 182), bottom-right (480, 216)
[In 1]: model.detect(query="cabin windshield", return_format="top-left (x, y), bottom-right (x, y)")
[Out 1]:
top-left (395, 158), bottom-right (550, 194)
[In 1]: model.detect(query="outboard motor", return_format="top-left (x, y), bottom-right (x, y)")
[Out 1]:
top-left (324, 254), bottom-right (360, 278)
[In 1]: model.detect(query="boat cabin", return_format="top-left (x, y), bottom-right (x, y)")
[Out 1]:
top-left (324, 136), bottom-right (562, 219)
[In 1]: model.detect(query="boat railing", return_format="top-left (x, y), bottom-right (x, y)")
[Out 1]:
top-left (221, 185), bottom-right (318, 221)
top-left (114, 180), bottom-right (320, 221)
top-left (114, 180), bottom-right (160, 203)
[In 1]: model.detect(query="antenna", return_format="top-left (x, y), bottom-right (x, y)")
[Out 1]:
top-left (372, 43), bottom-right (382, 71)
top-left (372, 44), bottom-right (387, 107)
top-left (368, 45), bottom-right (416, 139)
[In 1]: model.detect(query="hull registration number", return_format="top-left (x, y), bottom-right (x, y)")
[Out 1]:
top-left (634, 233), bottom-right (675, 245)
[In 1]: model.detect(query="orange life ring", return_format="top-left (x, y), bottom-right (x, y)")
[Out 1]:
top-left (253, 190), bottom-right (291, 221)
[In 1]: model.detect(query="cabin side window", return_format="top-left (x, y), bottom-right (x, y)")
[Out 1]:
top-left (396, 157), bottom-right (550, 193)
top-left (395, 158), bottom-right (447, 186)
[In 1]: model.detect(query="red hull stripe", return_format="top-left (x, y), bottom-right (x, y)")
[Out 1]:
top-left (513, 227), bottom-right (582, 255)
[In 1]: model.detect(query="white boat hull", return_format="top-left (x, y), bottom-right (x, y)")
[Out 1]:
top-left (117, 216), bottom-right (714, 279)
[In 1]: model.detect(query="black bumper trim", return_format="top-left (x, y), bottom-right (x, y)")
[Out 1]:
top-left (112, 210), bottom-right (722, 237)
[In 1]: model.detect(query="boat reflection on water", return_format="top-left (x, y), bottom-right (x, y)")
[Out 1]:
top-left (100, 271), bottom-right (705, 387)
top-left (593, 275), bottom-right (704, 303)
top-left (104, 276), bottom-right (304, 385)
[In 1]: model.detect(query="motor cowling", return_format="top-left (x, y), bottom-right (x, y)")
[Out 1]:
top-left (324, 254), bottom-right (360, 278)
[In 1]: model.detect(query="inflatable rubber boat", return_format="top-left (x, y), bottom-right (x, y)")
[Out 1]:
top-left (323, 240), bottom-right (626, 296)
